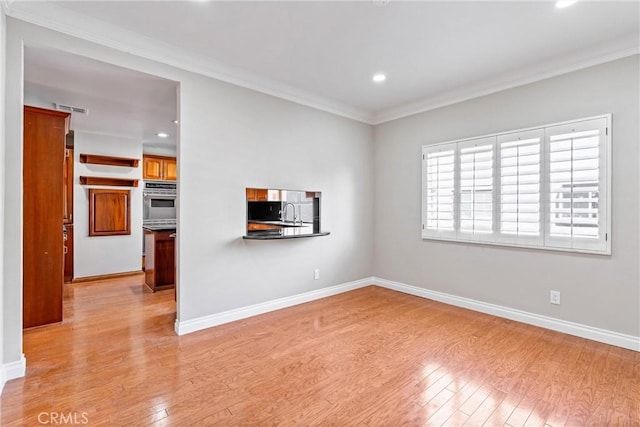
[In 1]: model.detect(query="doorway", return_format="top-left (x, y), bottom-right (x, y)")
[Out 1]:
top-left (22, 45), bottom-right (179, 329)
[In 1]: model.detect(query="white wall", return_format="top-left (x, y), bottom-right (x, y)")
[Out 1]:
top-left (0, 5), bottom-right (7, 390)
top-left (143, 145), bottom-right (176, 157)
top-left (73, 132), bottom-right (143, 278)
top-left (3, 19), bottom-right (374, 364)
top-left (178, 73), bottom-right (373, 320)
top-left (373, 56), bottom-right (640, 338)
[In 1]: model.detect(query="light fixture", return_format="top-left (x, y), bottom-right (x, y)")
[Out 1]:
top-left (157, 132), bottom-right (169, 138)
top-left (555, 0), bottom-right (577, 8)
top-left (172, 120), bottom-right (179, 124)
top-left (372, 73), bottom-right (386, 83)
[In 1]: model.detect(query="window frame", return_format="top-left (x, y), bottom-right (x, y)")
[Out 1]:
top-left (421, 114), bottom-right (611, 255)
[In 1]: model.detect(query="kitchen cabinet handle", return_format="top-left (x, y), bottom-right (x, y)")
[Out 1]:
top-left (169, 233), bottom-right (176, 238)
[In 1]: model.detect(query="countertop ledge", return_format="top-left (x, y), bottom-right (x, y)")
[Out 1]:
top-left (243, 231), bottom-right (330, 240)
top-left (143, 226), bottom-right (177, 232)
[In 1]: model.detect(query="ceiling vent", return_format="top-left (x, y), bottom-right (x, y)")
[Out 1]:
top-left (55, 103), bottom-right (89, 115)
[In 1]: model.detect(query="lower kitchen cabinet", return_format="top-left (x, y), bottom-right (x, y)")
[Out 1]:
top-left (144, 228), bottom-right (175, 292)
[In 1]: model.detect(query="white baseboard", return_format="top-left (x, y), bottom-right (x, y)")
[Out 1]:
top-left (1, 354), bottom-right (27, 390)
top-left (173, 275), bottom-right (638, 351)
top-left (175, 278), bottom-right (373, 336)
top-left (373, 277), bottom-right (640, 352)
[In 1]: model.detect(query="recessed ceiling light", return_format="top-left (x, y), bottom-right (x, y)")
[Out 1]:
top-left (172, 120), bottom-right (179, 124)
top-left (555, 0), bottom-right (577, 8)
top-left (372, 73), bottom-right (386, 83)
top-left (157, 132), bottom-right (169, 138)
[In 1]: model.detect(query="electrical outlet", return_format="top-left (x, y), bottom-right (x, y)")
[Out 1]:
top-left (550, 290), bottom-right (561, 305)
top-left (314, 268), bottom-right (320, 280)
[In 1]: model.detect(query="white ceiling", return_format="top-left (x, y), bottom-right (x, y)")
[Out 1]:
top-left (11, 0), bottom-right (640, 129)
top-left (24, 46), bottom-right (179, 151)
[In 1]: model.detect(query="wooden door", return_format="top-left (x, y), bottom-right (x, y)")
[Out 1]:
top-left (23, 106), bottom-right (69, 328)
top-left (143, 156), bottom-right (162, 180)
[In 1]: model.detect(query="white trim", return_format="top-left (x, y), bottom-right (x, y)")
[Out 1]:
top-left (373, 277), bottom-right (640, 352)
top-left (2, 354), bottom-right (26, 388)
top-left (0, 0), bottom-right (13, 15)
top-left (6, 1), bottom-right (373, 124)
top-left (6, 2), bottom-right (640, 126)
top-left (372, 42), bottom-right (639, 125)
top-left (175, 278), bottom-right (372, 336)
top-left (174, 275), bottom-right (639, 352)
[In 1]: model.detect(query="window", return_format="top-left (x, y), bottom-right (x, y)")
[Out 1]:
top-left (545, 118), bottom-right (609, 252)
top-left (421, 115), bottom-right (610, 254)
top-left (497, 129), bottom-right (543, 247)
top-left (458, 137), bottom-right (495, 241)
top-left (423, 145), bottom-right (456, 238)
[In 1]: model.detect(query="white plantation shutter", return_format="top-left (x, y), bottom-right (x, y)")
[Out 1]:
top-left (458, 137), bottom-right (495, 242)
top-left (421, 115), bottom-right (610, 255)
top-left (423, 144), bottom-right (456, 238)
top-left (545, 118), bottom-right (609, 252)
top-left (497, 129), bottom-right (543, 246)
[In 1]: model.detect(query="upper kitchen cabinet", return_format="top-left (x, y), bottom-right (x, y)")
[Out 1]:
top-left (246, 188), bottom-right (281, 201)
top-left (162, 157), bottom-right (177, 181)
top-left (143, 155), bottom-right (176, 181)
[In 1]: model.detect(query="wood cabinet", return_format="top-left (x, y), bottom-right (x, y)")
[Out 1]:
top-left (88, 189), bottom-right (131, 236)
top-left (63, 148), bottom-right (73, 224)
top-left (246, 188), bottom-right (281, 201)
top-left (162, 158), bottom-right (177, 181)
top-left (64, 225), bottom-right (74, 283)
top-left (144, 229), bottom-right (176, 292)
top-left (143, 155), bottom-right (176, 181)
top-left (23, 105), bottom-right (69, 328)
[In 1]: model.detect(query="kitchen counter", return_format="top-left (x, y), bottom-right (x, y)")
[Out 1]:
top-left (143, 224), bottom-right (177, 232)
top-left (247, 220), bottom-right (313, 228)
top-left (244, 228), bottom-right (330, 240)
top-left (143, 219), bottom-right (176, 232)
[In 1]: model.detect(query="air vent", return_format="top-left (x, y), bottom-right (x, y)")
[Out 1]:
top-left (55, 103), bottom-right (89, 115)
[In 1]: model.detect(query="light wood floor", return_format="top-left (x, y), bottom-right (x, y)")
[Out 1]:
top-left (1, 276), bottom-right (638, 426)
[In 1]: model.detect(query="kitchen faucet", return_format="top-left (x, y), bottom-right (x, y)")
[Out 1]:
top-left (280, 202), bottom-right (297, 224)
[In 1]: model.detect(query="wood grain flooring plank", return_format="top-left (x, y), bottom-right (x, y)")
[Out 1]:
top-left (1, 281), bottom-right (638, 426)
top-left (463, 388), bottom-right (508, 426)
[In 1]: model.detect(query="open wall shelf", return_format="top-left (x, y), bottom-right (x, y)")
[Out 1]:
top-left (80, 176), bottom-right (139, 187)
top-left (80, 154), bottom-right (140, 168)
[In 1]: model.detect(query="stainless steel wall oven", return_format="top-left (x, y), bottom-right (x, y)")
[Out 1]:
top-left (143, 181), bottom-right (177, 222)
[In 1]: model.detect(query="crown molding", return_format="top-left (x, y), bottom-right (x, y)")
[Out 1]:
top-left (7, 2), bottom-right (639, 127)
top-left (7, 1), bottom-right (375, 124)
top-left (1, 0), bottom-right (13, 14)
top-left (372, 37), bottom-right (640, 125)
